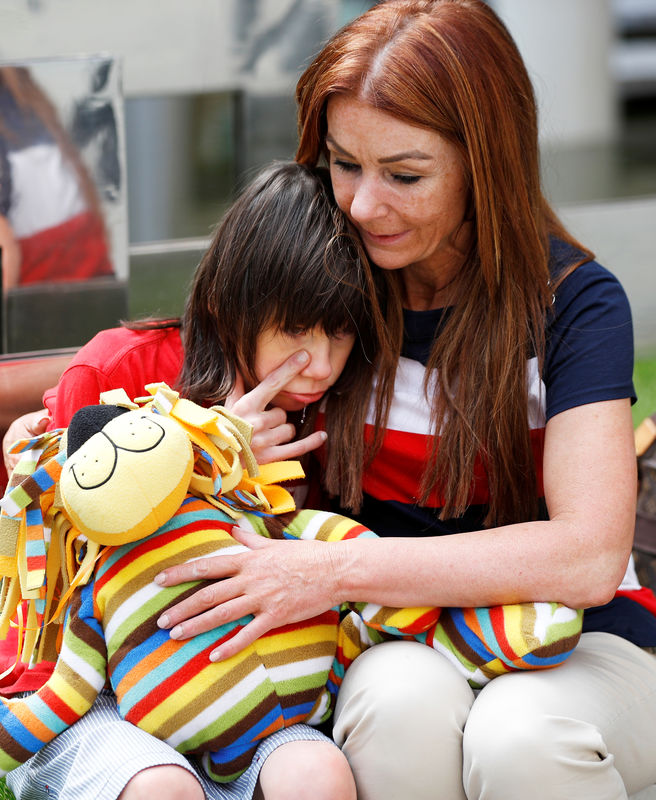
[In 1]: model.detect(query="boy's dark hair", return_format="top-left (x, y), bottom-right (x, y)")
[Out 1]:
top-left (176, 160), bottom-right (386, 510)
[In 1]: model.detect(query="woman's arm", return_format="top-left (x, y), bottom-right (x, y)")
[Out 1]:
top-left (338, 397), bottom-right (635, 609)
top-left (155, 397), bottom-right (636, 660)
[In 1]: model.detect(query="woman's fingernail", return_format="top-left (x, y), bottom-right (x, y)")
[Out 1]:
top-left (293, 350), bottom-right (309, 365)
top-left (154, 572), bottom-right (166, 585)
top-left (170, 625), bottom-right (183, 639)
top-left (157, 614), bottom-right (170, 629)
top-left (209, 648), bottom-right (223, 662)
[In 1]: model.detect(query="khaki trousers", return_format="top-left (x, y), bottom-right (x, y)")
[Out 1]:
top-left (333, 632), bottom-right (656, 800)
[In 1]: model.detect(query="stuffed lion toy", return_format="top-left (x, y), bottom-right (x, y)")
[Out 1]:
top-left (0, 384), bottom-right (583, 782)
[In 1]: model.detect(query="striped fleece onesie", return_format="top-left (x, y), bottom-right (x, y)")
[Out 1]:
top-left (0, 497), bottom-right (583, 783)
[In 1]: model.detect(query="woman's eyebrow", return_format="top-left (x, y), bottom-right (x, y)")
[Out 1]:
top-left (326, 134), bottom-right (432, 164)
top-left (379, 151), bottom-right (433, 164)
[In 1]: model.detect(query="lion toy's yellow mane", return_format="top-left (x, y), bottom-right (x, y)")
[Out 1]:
top-left (0, 382), bottom-right (303, 668)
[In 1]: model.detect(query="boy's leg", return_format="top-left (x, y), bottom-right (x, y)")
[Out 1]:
top-left (255, 740), bottom-right (356, 800)
top-left (6, 691), bottom-right (334, 800)
top-left (6, 691), bottom-right (204, 800)
top-left (119, 766), bottom-right (204, 799)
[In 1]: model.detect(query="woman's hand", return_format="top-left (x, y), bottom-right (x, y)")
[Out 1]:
top-left (226, 350), bottom-right (326, 464)
top-left (155, 527), bottom-right (344, 661)
top-left (3, 409), bottom-right (51, 476)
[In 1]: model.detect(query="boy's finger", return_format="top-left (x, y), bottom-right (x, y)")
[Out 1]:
top-left (225, 372), bottom-right (246, 407)
top-left (239, 350), bottom-right (309, 410)
top-left (269, 431), bottom-right (327, 461)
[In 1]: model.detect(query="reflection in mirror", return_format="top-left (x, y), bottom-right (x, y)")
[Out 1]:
top-left (0, 55), bottom-right (128, 355)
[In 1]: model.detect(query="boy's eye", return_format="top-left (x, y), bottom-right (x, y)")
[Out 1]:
top-left (283, 327), bottom-right (308, 338)
top-left (331, 328), bottom-right (353, 341)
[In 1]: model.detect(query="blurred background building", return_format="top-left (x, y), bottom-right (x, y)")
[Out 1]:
top-left (491, 0), bottom-right (656, 354)
top-left (0, 0), bottom-right (654, 354)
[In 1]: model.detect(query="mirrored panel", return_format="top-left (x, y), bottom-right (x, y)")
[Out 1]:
top-left (0, 55), bottom-right (128, 354)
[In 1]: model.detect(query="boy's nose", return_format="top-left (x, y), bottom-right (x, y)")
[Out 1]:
top-left (302, 342), bottom-right (333, 381)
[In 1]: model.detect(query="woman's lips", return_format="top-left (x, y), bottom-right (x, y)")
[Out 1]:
top-left (360, 229), bottom-right (408, 247)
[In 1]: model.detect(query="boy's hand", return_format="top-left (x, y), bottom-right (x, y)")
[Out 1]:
top-left (225, 350), bottom-right (326, 464)
top-left (3, 409), bottom-right (51, 476)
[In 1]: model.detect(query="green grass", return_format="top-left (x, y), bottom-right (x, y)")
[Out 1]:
top-left (634, 355), bottom-right (656, 428)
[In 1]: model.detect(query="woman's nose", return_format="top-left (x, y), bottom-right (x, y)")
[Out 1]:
top-left (349, 176), bottom-right (386, 224)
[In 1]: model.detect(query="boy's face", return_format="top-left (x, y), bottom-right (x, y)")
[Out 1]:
top-left (253, 325), bottom-right (355, 411)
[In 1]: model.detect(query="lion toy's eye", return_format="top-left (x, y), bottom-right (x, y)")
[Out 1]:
top-left (60, 410), bottom-right (194, 546)
top-left (64, 434), bottom-right (119, 490)
top-left (103, 414), bottom-right (166, 452)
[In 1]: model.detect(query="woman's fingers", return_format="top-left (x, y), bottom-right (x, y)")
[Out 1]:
top-left (209, 613), bottom-right (279, 662)
top-left (229, 527), bottom-right (272, 549)
top-left (169, 595), bottom-right (256, 642)
top-left (155, 533), bottom-right (340, 660)
top-left (156, 552), bottom-right (239, 596)
top-left (156, 582), bottom-right (240, 637)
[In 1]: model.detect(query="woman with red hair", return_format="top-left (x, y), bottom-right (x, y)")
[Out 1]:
top-left (158, 1), bottom-right (656, 797)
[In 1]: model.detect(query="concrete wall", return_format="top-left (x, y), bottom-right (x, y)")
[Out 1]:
top-left (0, 0), bottom-right (338, 96)
top-left (558, 196), bottom-right (656, 354)
top-left (2, 0), bottom-right (655, 351)
top-left (491, 0), bottom-right (618, 147)
top-left (492, 1), bottom-right (656, 352)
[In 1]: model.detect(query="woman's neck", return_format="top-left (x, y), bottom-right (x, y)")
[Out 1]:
top-left (401, 220), bottom-right (473, 310)
top-left (402, 262), bottom-right (460, 311)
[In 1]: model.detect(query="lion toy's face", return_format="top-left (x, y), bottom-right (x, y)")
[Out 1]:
top-left (60, 407), bottom-right (194, 546)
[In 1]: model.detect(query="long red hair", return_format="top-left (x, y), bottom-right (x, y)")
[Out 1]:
top-left (296, 0), bottom-right (592, 524)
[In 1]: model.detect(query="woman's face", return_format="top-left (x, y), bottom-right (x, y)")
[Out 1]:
top-left (253, 326), bottom-right (355, 411)
top-left (326, 94), bottom-right (471, 287)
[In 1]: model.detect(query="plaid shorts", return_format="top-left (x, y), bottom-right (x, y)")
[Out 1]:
top-left (6, 690), bottom-right (332, 799)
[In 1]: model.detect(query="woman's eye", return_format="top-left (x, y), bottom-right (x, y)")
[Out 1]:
top-left (393, 173), bottom-right (421, 185)
top-left (333, 158), bottom-right (360, 173)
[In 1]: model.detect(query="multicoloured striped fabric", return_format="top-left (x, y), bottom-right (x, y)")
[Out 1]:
top-left (0, 499), bottom-right (582, 782)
